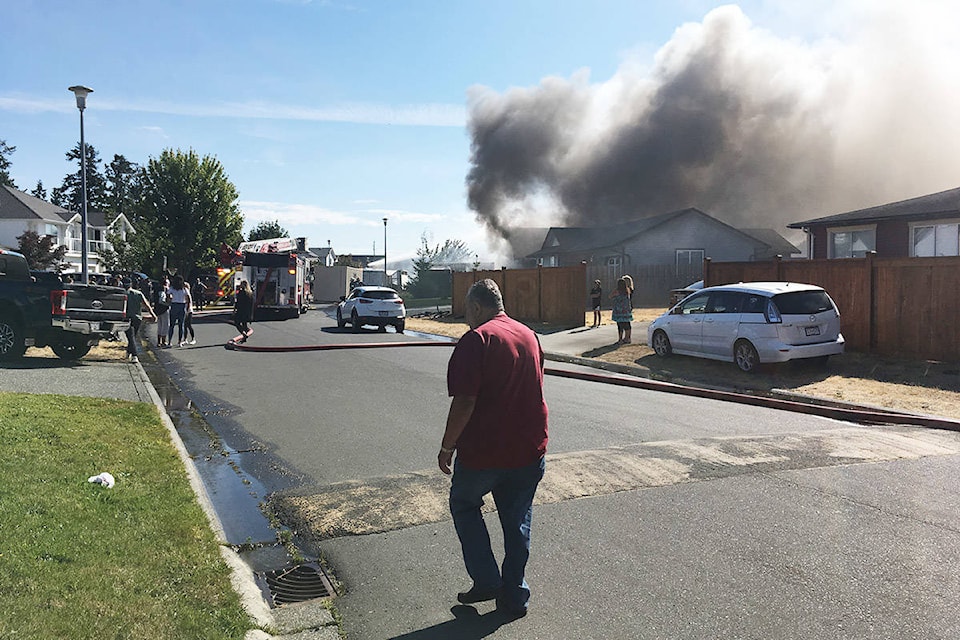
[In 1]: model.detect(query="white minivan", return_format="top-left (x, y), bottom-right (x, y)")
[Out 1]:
top-left (646, 282), bottom-right (845, 372)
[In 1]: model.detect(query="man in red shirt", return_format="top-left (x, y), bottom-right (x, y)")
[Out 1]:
top-left (439, 279), bottom-right (548, 619)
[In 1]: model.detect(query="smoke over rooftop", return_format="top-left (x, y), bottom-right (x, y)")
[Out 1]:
top-left (466, 3), bottom-right (960, 257)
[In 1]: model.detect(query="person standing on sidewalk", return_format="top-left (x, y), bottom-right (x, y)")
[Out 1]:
top-left (123, 278), bottom-right (156, 363)
top-left (167, 275), bottom-right (189, 347)
top-left (438, 278), bottom-right (548, 619)
top-left (182, 283), bottom-right (197, 346)
top-left (590, 279), bottom-right (603, 327)
top-left (610, 277), bottom-right (633, 344)
top-left (154, 277), bottom-right (170, 348)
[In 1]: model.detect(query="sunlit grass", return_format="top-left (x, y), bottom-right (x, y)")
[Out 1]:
top-left (0, 392), bottom-right (252, 640)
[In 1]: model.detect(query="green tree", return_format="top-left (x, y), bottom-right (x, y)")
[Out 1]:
top-left (408, 233), bottom-right (468, 298)
top-left (96, 225), bottom-right (141, 274)
top-left (104, 154), bottom-right (141, 219)
top-left (16, 230), bottom-right (67, 271)
top-left (51, 142), bottom-right (108, 211)
top-left (134, 149), bottom-right (244, 277)
top-left (247, 219), bottom-right (288, 241)
top-left (31, 179), bottom-right (47, 200)
top-left (0, 139), bottom-right (16, 188)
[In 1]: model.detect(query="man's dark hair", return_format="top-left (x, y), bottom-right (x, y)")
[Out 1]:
top-left (467, 278), bottom-right (504, 311)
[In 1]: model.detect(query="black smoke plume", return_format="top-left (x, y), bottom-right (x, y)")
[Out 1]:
top-left (466, 3), bottom-right (960, 257)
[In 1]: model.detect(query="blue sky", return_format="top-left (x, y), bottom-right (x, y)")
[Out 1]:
top-left (3, 1), bottom-right (958, 265)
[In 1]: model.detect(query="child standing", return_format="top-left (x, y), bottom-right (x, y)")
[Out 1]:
top-left (610, 278), bottom-right (634, 344)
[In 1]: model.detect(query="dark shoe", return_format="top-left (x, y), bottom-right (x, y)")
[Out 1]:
top-left (496, 599), bottom-right (528, 618)
top-left (457, 586), bottom-right (501, 604)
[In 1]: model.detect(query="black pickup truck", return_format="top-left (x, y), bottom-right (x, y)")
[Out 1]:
top-left (0, 248), bottom-right (130, 360)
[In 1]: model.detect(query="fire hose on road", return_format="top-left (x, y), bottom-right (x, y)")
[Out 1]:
top-left (225, 338), bottom-right (960, 432)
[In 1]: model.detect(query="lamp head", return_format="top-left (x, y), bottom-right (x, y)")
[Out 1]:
top-left (68, 85), bottom-right (94, 110)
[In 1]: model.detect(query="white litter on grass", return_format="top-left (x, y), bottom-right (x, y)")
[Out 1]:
top-left (87, 472), bottom-right (116, 489)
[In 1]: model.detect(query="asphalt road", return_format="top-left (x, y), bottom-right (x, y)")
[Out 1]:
top-left (149, 307), bottom-right (960, 640)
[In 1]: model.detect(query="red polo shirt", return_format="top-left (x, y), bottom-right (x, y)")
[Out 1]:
top-left (446, 313), bottom-right (549, 469)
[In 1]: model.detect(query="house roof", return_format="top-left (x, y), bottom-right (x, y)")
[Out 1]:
top-left (738, 228), bottom-right (801, 256)
top-left (528, 207), bottom-right (799, 258)
top-left (788, 186), bottom-right (960, 228)
top-left (0, 185), bottom-right (72, 223)
top-left (310, 247), bottom-right (335, 258)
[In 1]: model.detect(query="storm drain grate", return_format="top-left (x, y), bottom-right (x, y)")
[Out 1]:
top-left (256, 562), bottom-right (335, 607)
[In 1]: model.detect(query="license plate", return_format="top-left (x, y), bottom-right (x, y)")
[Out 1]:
top-left (378, 311), bottom-right (389, 316)
top-left (804, 325), bottom-right (820, 336)
top-left (89, 322), bottom-right (100, 331)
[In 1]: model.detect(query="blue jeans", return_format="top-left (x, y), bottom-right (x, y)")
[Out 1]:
top-left (449, 456), bottom-right (545, 611)
top-left (168, 302), bottom-right (186, 342)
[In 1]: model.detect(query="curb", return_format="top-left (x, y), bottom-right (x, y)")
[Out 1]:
top-left (543, 351), bottom-right (960, 431)
top-left (130, 358), bottom-right (278, 634)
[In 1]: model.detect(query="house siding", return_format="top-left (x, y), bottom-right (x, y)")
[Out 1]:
top-left (619, 211), bottom-right (766, 267)
top-left (876, 219), bottom-right (909, 257)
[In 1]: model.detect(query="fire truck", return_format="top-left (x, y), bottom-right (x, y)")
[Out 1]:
top-left (235, 237), bottom-right (310, 319)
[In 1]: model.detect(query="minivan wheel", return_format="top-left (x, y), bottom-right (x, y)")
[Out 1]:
top-left (734, 340), bottom-right (760, 373)
top-left (652, 330), bottom-right (672, 357)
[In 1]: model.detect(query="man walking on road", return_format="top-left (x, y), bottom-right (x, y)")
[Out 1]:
top-left (438, 279), bottom-right (549, 619)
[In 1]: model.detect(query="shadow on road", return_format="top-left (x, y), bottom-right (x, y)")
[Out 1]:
top-left (388, 605), bottom-right (522, 640)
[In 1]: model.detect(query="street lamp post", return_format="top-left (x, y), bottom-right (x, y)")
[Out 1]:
top-left (382, 217), bottom-right (388, 286)
top-left (68, 85), bottom-right (93, 284)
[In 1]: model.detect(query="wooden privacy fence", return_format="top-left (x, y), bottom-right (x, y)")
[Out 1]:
top-left (704, 254), bottom-right (960, 361)
top-left (452, 264), bottom-right (587, 326)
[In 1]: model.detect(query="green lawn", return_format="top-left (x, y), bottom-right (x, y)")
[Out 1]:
top-left (0, 392), bottom-right (253, 640)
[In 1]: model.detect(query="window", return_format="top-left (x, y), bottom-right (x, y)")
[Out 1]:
top-left (706, 292), bottom-right (744, 314)
top-left (772, 291), bottom-right (835, 315)
top-left (679, 293), bottom-right (708, 315)
top-left (828, 227), bottom-right (875, 258)
top-left (44, 223), bottom-right (60, 240)
top-left (676, 249), bottom-right (704, 271)
top-left (912, 222), bottom-right (960, 257)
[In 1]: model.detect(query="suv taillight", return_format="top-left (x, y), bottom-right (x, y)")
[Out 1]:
top-left (50, 290), bottom-right (68, 315)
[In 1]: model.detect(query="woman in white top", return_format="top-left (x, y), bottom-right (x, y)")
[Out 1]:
top-left (167, 275), bottom-right (191, 347)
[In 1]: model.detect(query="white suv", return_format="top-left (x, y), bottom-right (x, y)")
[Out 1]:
top-left (337, 286), bottom-right (406, 333)
top-left (647, 282), bottom-right (844, 372)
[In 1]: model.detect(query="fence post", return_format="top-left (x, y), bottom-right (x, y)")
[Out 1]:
top-left (866, 251), bottom-right (876, 353)
top-left (703, 257), bottom-right (712, 286)
top-left (775, 254), bottom-right (783, 280)
top-left (537, 263), bottom-right (543, 322)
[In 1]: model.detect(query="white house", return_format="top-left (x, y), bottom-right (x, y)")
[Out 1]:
top-left (0, 185), bottom-right (134, 273)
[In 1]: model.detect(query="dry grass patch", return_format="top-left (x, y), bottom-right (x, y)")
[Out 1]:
top-left (405, 311), bottom-right (960, 422)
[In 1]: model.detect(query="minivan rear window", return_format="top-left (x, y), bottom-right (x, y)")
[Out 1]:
top-left (772, 290), bottom-right (834, 315)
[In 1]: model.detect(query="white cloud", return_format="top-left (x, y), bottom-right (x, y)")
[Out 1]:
top-left (239, 200), bottom-right (376, 227)
top-left (363, 208), bottom-right (445, 224)
top-left (0, 93), bottom-right (466, 127)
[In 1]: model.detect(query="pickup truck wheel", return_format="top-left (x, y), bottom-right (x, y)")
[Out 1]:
top-left (51, 337), bottom-right (92, 360)
top-left (0, 316), bottom-right (26, 361)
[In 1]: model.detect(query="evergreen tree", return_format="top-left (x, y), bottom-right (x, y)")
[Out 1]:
top-left (52, 142), bottom-right (108, 212)
top-left (0, 139), bottom-right (16, 188)
top-left (31, 179), bottom-right (47, 200)
top-left (104, 154), bottom-right (141, 219)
